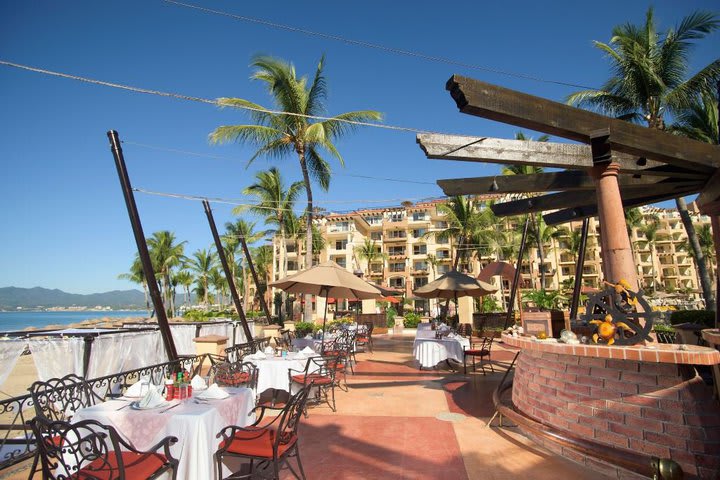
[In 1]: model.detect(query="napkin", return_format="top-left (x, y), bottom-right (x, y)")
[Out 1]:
top-left (190, 375), bottom-right (207, 390)
top-left (137, 388), bottom-right (167, 409)
top-left (125, 379), bottom-right (150, 398)
top-left (304, 334), bottom-right (312, 339)
top-left (263, 346), bottom-right (275, 355)
top-left (254, 351), bottom-right (267, 359)
top-left (301, 346), bottom-right (315, 355)
top-left (294, 352), bottom-right (306, 360)
top-left (196, 383), bottom-right (229, 400)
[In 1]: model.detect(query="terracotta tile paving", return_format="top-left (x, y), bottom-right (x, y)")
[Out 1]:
top-left (284, 334), bottom-right (611, 480)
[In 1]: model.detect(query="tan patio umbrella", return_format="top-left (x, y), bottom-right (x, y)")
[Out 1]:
top-left (414, 270), bottom-right (498, 322)
top-left (269, 261), bottom-right (383, 349)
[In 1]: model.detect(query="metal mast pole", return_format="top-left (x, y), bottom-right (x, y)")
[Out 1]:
top-left (202, 200), bottom-right (254, 342)
top-left (107, 130), bottom-right (179, 362)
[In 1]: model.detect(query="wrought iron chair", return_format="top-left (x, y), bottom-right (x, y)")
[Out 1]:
top-left (211, 361), bottom-right (258, 391)
top-left (215, 384), bottom-right (311, 480)
top-left (355, 322), bottom-right (374, 353)
top-left (288, 356), bottom-right (337, 413)
top-left (225, 342), bottom-right (255, 363)
top-left (253, 337), bottom-right (272, 353)
top-left (30, 416), bottom-right (178, 480)
top-left (29, 373), bottom-right (101, 423)
top-left (457, 323), bottom-right (473, 338)
top-left (463, 337), bottom-right (495, 375)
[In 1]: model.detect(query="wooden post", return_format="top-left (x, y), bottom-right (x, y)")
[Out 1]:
top-left (202, 200), bottom-right (254, 343)
top-left (107, 130), bottom-right (178, 362)
top-left (238, 233), bottom-right (273, 324)
top-left (505, 216), bottom-right (530, 329)
top-left (569, 218), bottom-right (590, 321)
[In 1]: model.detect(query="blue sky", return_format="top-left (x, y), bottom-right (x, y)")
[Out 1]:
top-left (1, 1), bottom-right (718, 294)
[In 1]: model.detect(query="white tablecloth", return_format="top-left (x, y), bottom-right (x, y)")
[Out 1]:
top-left (417, 322), bottom-right (433, 331)
top-left (291, 338), bottom-right (321, 352)
top-left (248, 355), bottom-right (319, 394)
top-left (73, 387), bottom-right (255, 480)
top-left (413, 336), bottom-right (470, 368)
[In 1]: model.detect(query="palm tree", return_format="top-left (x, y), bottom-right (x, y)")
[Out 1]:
top-left (354, 238), bottom-right (387, 277)
top-left (118, 255), bottom-right (149, 310)
top-left (208, 267), bottom-right (226, 308)
top-left (636, 216), bottom-right (661, 292)
top-left (240, 167), bottom-right (304, 282)
top-left (252, 245), bottom-right (274, 311)
top-left (147, 231), bottom-right (186, 317)
top-left (174, 270), bottom-right (193, 308)
top-left (432, 196), bottom-right (480, 270)
top-left (225, 219), bottom-right (265, 311)
top-left (567, 7), bottom-right (719, 308)
top-left (210, 55), bottom-right (382, 321)
top-left (669, 91), bottom-right (719, 144)
top-left (186, 248), bottom-right (215, 306)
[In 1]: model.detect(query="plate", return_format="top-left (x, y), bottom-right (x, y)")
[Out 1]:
top-left (130, 401), bottom-right (169, 410)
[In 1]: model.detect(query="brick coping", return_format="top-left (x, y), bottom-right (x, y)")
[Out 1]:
top-left (502, 333), bottom-right (720, 365)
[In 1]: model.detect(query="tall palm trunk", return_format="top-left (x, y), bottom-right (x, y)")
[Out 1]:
top-left (676, 197), bottom-right (715, 307)
top-left (299, 151), bottom-right (314, 322)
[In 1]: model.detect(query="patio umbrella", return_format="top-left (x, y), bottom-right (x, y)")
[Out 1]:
top-left (414, 270), bottom-right (498, 322)
top-left (269, 261), bottom-right (383, 349)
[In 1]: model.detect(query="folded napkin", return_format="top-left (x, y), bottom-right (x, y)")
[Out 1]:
top-left (263, 346), bottom-right (275, 355)
top-left (137, 388), bottom-right (167, 409)
top-left (196, 383), bottom-right (229, 400)
top-left (301, 346), bottom-right (315, 355)
top-left (125, 379), bottom-right (150, 398)
top-left (254, 351), bottom-right (267, 359)
top-left (304, 334), bottom-right (312, 339)
top-left (190, 375), bottom-right (207, 390)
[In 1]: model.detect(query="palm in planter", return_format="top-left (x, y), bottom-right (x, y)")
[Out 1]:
top-left (521, 289), bottom-right (569, 337)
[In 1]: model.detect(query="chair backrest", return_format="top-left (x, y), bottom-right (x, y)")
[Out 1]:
top-left (273, 384), bottom-right (311, 450)
top-left (457, 324), bottom-right (473, 338)
top-left (225, 342), bottom-right (255, 363)
top-left (30, 417), bottom-right (124, 479)
top-left (363, 322), bottom-right (374, 336)
top-left (211, 361), bottom-right (258, 389)
top-left (481, 336), bottom-right (494, 352)
top-left (253, 337), bottom-right (272, 352)
top-left (29, 373), bottom-right (98, 422)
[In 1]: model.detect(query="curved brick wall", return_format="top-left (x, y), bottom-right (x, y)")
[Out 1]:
top-left (512, 350), bottom-right (720, 479)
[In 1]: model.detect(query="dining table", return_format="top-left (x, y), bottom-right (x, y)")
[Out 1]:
top-left (246, 353), bottom-right (321, 395)
top-left (412, 329), bottom-right (470, 369)
top-left (72, 387), bottom-right (255, 480)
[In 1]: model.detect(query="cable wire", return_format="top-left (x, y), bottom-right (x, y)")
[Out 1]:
top-left (0, 59), bottom-right (436, 135)
top-left (164, 0), bottom-right (596, 90)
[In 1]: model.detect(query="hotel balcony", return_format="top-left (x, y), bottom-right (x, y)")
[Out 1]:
top-left (384, 235), bottom-right (407, 243)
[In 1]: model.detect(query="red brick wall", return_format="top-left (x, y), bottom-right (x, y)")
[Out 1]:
top-left (512, 350), bottom-right (720, 479)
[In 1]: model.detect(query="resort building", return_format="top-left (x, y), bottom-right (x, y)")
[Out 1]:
top-left (270, 196), bottom-right (716, 317)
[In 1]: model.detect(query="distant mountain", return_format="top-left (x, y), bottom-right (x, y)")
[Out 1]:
top-left (0, 287), bottom-right (147, 309)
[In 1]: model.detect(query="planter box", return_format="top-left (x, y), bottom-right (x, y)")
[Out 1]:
top-left (521, 310), bottom-right (566, 338)
top-left (374, 327), bottom-right (388, 335)
top-left (473, 312), bottom-right (508, 331)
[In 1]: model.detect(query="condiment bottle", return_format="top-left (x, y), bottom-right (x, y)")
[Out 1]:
top-left (164, 376), bottom-right (174, 401)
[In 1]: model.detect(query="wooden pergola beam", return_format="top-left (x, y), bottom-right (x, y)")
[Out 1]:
top-left (491, 182), bottom-right (702, 217)
top-left (445, 76), bottom-right (720, 170)
top-left (542, 187), bottom-right (701, 225)
top-left (417, 134), bottom-right (674, 173)
top-left (437, 171), bottom-right (697, 196)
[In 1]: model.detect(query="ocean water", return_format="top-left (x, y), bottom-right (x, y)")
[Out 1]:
top-left (0, 310), bottom-right (150, 332)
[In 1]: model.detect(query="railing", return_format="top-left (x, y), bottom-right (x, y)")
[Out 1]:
top-left (0, 353), bottom-right (215, 474)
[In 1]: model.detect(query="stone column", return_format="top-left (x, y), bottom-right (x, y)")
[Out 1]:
top-left (589, 161), bottom-right (638, 288)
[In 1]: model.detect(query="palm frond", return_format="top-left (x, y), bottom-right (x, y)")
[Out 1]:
top-left (306, 55), bottom-right (328, 117)
top-left (306, 147), bottom-right (331, 191)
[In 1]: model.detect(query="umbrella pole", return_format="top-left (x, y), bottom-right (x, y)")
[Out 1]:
top-left (321, 286), bottom-right (329, 354)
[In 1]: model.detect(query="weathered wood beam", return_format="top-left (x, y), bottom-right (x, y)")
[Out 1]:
top-left (491, 182), bottom-right (703, 217)
top-left (542, 187), bottom-right (701, 225)
top-left (438, 171), bottom-right (698, 196)
top-left (417, 134), bottom-right (672, 173)
top-left (445, 76), bottom-right (720, 170)
top-left (696, 168), bottom-right (720, 208)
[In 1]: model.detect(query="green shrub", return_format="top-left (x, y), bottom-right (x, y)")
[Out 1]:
top-left (386, 306), bottom-right (397, 328)
top-left (653, 323), bottom-right (675, 333)
top-left (183, 309), bottom-right (238, 321)
top-left (294, 321), bottom-right (317, 337)
top-left (669, 310), bottom-right (715, 328)
top-left (403, 312), bottom-right (421, 328)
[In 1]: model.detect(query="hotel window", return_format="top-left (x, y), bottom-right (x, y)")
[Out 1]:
top-left (412, 212), bottom-right (427, 221)
top-left (335, 240), bottom-right (348, 250)
top-left (389, 277), bottom-right (405, 288)
top-left (387, 230), bottom-right (406, 239)
top-left (437, 265), bottom-right (450, 274)
top-left (414, 277), bottom-right (428, 289)
top-left (388, 212), bottom-right (404, 222)
top-left (388, 246), bottom-right (405, 256)
top-left (287, 261), bottom-right (298, 271)
top-left (334, 222), bottom-right (349, 232)
top-left (413, 261), bottom-right (427, 271)
top-left (413, 244), bottom-right (427, 255)
top-left (370, 232), bottom-right (382, 240)
top-left (389, 262), bottom-right (405, 272)
top-left (334, 257), bottom-right (347, 268)
top-left (412, 228), bottom-right (426, 238)
top-left (366, 216), bottom-right (382, 225)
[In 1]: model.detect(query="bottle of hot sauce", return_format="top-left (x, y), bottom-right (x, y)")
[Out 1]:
top-left (164, 376), bottom-right (174, 401)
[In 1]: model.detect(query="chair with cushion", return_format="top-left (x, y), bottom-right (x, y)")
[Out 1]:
top-left (211, 361), bottom-right (258, 391)
top-left (225, 342), bottom-right (255, 363)
top-left (288, 356), bottom-right (337, 413)
top-left (215, 385), bottom-right (311, 480)
top-left (463, 337), bottom-right (494, 375)
top-left (457, 323), bottom-right (473, 338)
top-left (355, 322), bottom-right (374, 353)
top-left (30, 416), bottom-right (178, 480)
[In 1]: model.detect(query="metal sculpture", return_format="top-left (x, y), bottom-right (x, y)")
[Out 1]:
top-left (580, 280), bottom-right (656, 345)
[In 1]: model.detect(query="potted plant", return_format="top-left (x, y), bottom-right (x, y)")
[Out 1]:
top-left (520, 289), bottom-right (568, 338)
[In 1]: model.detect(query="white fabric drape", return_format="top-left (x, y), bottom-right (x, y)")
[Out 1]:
top-left (170, 325), bottom-right (196, 355)
top-left (30, 337), bottom-right (84, 381)
top-left (0, 339), bottom-right (28, 387)
top-left (86, 331), bottom-right (166, 379)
